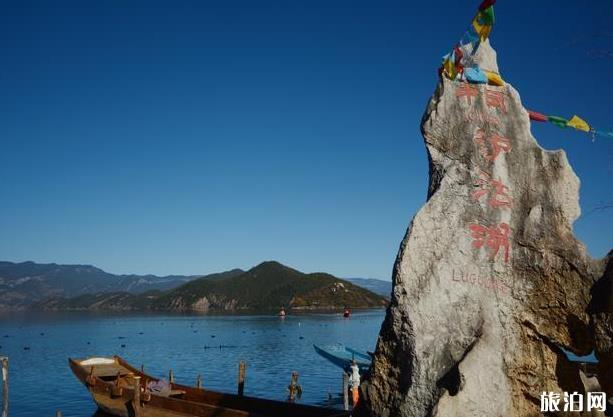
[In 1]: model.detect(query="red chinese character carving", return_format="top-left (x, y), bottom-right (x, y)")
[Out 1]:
top-left (488, 133), bottom-right (512, 161)
top-left (485, 89), bottom-right (507, 113)
top-left (465, 110), bottom-right (500, 128)
top-left (456, 84), bottom-right (479, 104)
top-left (473, 128), bottom-right (512, 161)
top-left (468, 222), bottom-right (511, 263)
top-left (472, 170), bottom-right (512, 209)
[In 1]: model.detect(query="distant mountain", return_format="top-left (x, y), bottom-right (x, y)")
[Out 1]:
top-left (37, 261), bottom-right (388, 312)
top-left (346, 278), bottom-right (392, 298)
top-left (35, 291), bottom-right (155, 312)
top-left (0, 261), bottom-right (243, 310)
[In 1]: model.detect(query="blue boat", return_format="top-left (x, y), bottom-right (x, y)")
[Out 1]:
top-left (346, 347), bottom-right (373, 362)
top-left (313, 344), bottom-right (371, 372)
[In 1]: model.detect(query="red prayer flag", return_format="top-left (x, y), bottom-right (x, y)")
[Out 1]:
top-left (454, 46), bottom-right (463, 64)
top-left (528, 110), bottom-right (548, 122)
top-left (479, 0), bottom-right (496, 10)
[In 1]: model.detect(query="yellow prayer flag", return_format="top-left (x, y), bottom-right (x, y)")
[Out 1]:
top-left (567, 115), bottom-right (590, 132)
top-left (484, 70), bottom-right (504, 86)
top-left (443, 57), bottom-right (457, 80)
top-left (472, 17), bottom-right (492, 40)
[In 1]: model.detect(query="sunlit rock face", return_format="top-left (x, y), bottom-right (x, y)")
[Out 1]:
top-left (361, 41), bottom-right (609, 417)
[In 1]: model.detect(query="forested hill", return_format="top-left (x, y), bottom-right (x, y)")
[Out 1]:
top-left (152, 261), bottom-right (388, 312)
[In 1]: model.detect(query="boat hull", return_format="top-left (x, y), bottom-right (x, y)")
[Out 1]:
top-left (69, 356), bottom-right (347, 417)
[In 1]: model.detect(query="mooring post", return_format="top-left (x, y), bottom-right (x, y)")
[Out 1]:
top-left (342, 371), bottom-right (349, 411)
top-left (169, 369), bottom-right (174, 384)
top-left (132, 375), bottom-right (141, 417)
top-left (1, 357), bottom-right (7, 417)
top-left (196, 374), bottom-right (202, 389)
top-left (140, 364), bottom-right (144, 373)
top-left (55, 411), bottom-right (62, 417)
top-left (237, 361), bottom-right (246, 397)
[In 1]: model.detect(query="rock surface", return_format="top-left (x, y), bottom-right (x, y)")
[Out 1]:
top-left (362, 40), bottom-right (610, 417)
top-left (589, 252), bottom-right (613, 397)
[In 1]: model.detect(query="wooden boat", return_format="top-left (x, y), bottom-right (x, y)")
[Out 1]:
top-left (69, 356), bottom-right (348, 417)
top-left (312, 345), bottom-right (370, 373)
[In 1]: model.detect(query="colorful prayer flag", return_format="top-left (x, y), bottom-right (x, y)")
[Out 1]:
top-left (566, 115), bottom-right (590, 132)
top-left (594, 129), bottom-right (613, 139)
top-left (548, 115), bottom-right (569, 128)
top-left (479, 0), bottom-right (496, 10)
top-left (463, 26), bottom-right (480, 45)
top-left (528, 111), bottom-right (548, 122)
top-left (443, 56), bottom-right (458, 79)
top-left (440, 1), bottom-right (495, 80)
top-left (472, 17), bottom-right (492, 40)
top-left (477, 6), bottom-right (495, 26)
top-left (484, 70), bottom-right (504, 86)
top-left (465, 67), bottom-right (488, 84)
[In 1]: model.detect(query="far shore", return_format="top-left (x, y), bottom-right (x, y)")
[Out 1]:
top-left (0, 307), bottom-right (387, 317)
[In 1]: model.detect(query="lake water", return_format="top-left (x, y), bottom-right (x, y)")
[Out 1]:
top-left (0, 310), bottom-right (385, 417)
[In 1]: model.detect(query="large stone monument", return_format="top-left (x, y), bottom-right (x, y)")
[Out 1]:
top-left (361, 39), bottom-right (611, 417)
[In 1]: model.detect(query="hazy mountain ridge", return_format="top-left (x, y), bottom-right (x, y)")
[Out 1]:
top-left (0, 261), bottom-right (242, 310)
top-left (345, 278), bottom-right (392, 297)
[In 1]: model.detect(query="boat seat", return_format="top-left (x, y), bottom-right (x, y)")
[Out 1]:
top-left (84, 364), bottom-right (132, 378)
top-left (97, 370), bottom-right (132, 378)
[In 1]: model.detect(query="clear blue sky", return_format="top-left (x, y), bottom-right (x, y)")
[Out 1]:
top-left (1, 1), bottom-right (611, 279)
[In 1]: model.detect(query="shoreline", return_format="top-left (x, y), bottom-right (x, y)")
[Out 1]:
top-left (0, 307), bottom-right (387, 318)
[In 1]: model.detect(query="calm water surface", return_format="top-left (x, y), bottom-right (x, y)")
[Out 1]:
top-left (0, 310), bottom-right (385, 417)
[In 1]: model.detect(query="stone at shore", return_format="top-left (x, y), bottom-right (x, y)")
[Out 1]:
top-left (360, 40), bottom-right (611, 417)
